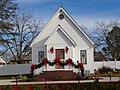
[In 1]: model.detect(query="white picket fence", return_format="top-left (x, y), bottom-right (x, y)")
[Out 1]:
top-left (94, 61), bottom-right (120, 70)
top-left (0, 61), bottom-right (120, 76)
top-left (0, 64), bottom-right (31, 76)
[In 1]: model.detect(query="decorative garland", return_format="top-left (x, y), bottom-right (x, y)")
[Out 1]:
top-left (30, 58), bottom-right (84, 75)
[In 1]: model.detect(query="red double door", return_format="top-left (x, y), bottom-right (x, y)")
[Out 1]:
top-left (55, 49), bottom-right (64, 69)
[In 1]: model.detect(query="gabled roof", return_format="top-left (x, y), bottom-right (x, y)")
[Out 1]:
top-left (59, 6), bottom-right (94, 45)
top-left (31, 6), bottom-right (94, 46)
top-left (44, 25), bottom-right (77, 47)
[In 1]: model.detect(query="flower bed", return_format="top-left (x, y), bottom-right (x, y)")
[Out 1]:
top-left (0, 82), bottom-right (120, 90)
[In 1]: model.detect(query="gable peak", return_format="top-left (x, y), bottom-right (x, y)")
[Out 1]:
top-left (59, 6), bottom-right (64, 10)
top-left (57, 6), bottom-right (66, 13)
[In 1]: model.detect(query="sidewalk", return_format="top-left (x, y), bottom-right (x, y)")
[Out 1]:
top-left (0, 77), bottom-right (120, 85)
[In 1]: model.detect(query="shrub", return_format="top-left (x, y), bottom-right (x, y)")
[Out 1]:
top-left (85, 74), bottom-right (92, 80)
top-left (18, 85), bottom-right (28, 90)
top-left (108, 71), bottom-right (113, 76)
top-left (47, 85), bottom-right (59, 90)
top-left (98, 66), bottom-right (113, 74)
top-left (5, 85), bottom-right (13, 90)
top-left (21, 75), bottom-right (28, 81)
top-left (22, 74), bottom-right (36, 81)
top-left (94, 70), bottom-right (100, 77)
top-left (34, 85), bottom-right (41, 90)
top-left (19, 74), bottom-right (32, 82)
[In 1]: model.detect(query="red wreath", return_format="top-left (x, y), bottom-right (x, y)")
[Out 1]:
top-left (67, 58), bottom-right (72, 65)
top-left (43, 58), bottom-right (48, 66)
top-left (54, 58), bottom-right (60, 65)
top-left (50, 47), bottom-right (54, 53)
top-left (66, 46), bottom-right (69, 53)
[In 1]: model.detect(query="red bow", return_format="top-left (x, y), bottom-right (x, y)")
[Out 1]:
top-left (43, 58), bottom-right (48, 66)
top-left (32, 64), bottom-right (36, 69)
top-left (50, 47), bottom-right (54, 53)
top-left (66, 46), bottom-right (69, 53)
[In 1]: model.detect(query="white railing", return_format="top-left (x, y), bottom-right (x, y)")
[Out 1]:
top-left (34, 64), bottom-right (81, 75)
top-left (0, 64), bottom-right (31, 76)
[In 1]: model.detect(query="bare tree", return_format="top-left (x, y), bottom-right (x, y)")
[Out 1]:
top-left (92, 20), bottom-right (120, 60)
top-left (0, 12), bottom-right (44, 63)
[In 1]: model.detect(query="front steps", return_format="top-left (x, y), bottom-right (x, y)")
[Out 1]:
top-left (35, 70), bottom-right (78, 81)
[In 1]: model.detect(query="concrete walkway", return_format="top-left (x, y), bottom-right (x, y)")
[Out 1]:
top-left (0, 77), bottom-right (120, 85)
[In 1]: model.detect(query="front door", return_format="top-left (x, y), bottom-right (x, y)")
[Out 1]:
top-left (55, 49), bottom-right (64, 69)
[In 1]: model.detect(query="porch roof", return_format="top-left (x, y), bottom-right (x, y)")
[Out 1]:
top-left (44, 25), bottom-right (77, 47)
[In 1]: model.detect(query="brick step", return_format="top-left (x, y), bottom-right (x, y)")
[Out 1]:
top-left (35, 73), bottom-right (44, 81)
top-left (35, 70), bottom-right (79, 81)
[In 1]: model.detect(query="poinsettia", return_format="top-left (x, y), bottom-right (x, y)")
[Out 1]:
top-left (54, 58), bottom-right (60, 65)
top-left (67, 58), bottom-right (72, 65)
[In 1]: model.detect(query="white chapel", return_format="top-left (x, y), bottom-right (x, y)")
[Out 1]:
top-left (31, 6), bottom-right (95, 73)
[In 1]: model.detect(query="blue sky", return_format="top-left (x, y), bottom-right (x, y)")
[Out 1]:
top-left (16, 0), bottom-right (120, 30)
